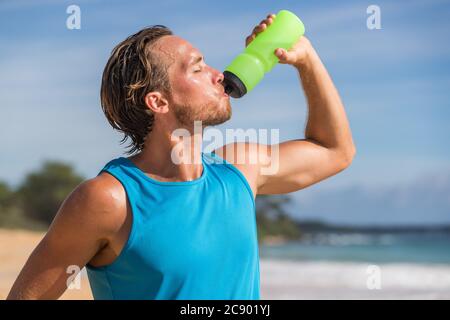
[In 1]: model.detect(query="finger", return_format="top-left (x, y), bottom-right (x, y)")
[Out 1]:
top-left (252, 23), bottom-right (262, 34)
top-left (257, 17), bottom-right (274, 31)
top-left (274, 48), bottom-right (285, 60)
top-left (266, 13), bottom-right (276, 22)
top-left (245, 34), bottom-right (256, 46)
top-left (259, 18), bottom-right (272, 28)
top-left (247, 14), bottom-right (276, 46)
top-left (274, 48), bottom-right (295, 64)
top-left (253, 23), bottom-right (267, 34)
top-left (257, 16), bottom-right (271, 27)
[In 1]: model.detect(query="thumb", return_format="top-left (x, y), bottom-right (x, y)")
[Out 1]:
top-left (274, 48), bottom-right (295, 64)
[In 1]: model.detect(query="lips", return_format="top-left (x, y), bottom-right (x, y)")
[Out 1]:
top-left (218, 87), bottom-right (229, 98)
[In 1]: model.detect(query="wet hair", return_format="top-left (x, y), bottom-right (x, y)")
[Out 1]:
top-left (100, 25), bottom-right (173, 155)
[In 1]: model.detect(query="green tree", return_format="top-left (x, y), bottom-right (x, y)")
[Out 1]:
top-left (0, 181), bottom-right (14, 211)
top-left (17, 161), bottom-right (85, 225)
top-left (0, 180), bottom-right (46, 230)
top-left (255, 194), bottom-right (301, 242)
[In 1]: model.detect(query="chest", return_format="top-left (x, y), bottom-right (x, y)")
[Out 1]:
top-left (129, 183), bottom-right (257, 275)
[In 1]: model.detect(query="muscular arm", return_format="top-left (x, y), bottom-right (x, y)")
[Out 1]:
top-left (216, 14), bottom-right (356, 195)
top-left (6, 176), bottom-right (125, 299)
top-left (256, 37), bottom-right (356, 194)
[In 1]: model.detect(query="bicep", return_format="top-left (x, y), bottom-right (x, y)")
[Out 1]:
top-left (257, 139), bottom-right (349, 194)
top-left (7, 180), bottom-right (115, 299)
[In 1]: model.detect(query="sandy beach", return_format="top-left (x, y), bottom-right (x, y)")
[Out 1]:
top-left (0, 228), bottom-right (93, 300)
top-left (1, 228), bottom-right (449, 300)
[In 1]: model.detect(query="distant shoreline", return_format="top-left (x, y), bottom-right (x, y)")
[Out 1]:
top-left (293, 220), bottom-right (450, 234)
top-left (259, 220), bottom-right (450, 246)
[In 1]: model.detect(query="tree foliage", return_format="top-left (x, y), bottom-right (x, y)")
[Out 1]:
top-left (16, 161), bottom-right (84, 225)
top-left (256, 194), bottom-right (301, 242)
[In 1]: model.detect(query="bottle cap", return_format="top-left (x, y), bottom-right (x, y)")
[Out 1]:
top-left (222, 71), bottom-right (247, 98)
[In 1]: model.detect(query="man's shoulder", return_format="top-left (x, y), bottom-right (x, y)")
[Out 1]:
top-left (77, 172), bottom-right (127, 210)
top-left (212, 143), bottom-right (261, 197)
top-left (61, 172), bottom-right (127, 229)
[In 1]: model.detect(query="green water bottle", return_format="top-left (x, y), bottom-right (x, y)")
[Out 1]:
top-left (222, 10), bottom-right (305, 98)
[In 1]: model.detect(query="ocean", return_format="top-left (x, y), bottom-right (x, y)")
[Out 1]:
top-left (258, 232), bottom-right (450, 299)
top-left (260, 232), bottom-right (450, 264)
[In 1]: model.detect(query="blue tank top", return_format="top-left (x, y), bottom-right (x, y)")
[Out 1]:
top-left (86, 152), bottom-right (260, 299)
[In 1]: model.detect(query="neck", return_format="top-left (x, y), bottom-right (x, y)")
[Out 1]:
top-left (129, 121), bottom-right (204, 182)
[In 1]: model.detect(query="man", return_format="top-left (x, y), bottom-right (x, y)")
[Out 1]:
top-left (8, 13), bottom-right (355, 299)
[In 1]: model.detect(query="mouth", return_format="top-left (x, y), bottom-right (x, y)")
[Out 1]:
top-left (218, 87), bottom-right (229, 98)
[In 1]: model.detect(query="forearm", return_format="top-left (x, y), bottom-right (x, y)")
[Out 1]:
top-left (296, 45), bottom-right (355, 157)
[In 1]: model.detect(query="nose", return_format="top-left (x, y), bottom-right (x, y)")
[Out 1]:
top-left (213, 69), bottom-right (224, 85)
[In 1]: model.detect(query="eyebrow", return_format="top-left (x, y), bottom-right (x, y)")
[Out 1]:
top-left (189, 55), bottom-right (203, 66)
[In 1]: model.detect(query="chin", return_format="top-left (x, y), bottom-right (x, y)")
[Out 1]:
top-left (203, 107), bottom-right (231, 126)
top-left (203, 115), bottom-right (230, 126)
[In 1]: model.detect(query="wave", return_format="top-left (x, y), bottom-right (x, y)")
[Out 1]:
top-left (259, 259), bottom-right (450, 299)
top-left (300, 233), bottom-right (396, 246)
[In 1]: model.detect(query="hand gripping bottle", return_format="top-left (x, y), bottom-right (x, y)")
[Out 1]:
top-left (222, 10), bottom-right (305, 98)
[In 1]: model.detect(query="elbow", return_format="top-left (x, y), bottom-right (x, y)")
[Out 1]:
top-left (337, 145), bottom-right (356, 169)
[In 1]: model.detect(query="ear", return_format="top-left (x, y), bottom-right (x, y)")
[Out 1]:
top-left (144, 91), bottom-right (169, 114)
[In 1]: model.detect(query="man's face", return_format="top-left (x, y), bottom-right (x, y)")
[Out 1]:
top-left (153, 35), bottom-right (232, 127)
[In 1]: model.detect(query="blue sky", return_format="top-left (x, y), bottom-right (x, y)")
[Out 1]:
top-left (1, 0), bottom-right (449, 225)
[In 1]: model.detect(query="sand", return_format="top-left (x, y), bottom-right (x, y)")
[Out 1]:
top-left (1, 229), bottom-right (449, 300)
top-left (0, 228), bottom-right (93, 300)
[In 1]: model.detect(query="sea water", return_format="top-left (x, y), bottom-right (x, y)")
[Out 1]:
top-left (260, 232), bottom-right (450, 264)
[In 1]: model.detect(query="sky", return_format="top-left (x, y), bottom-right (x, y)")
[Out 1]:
top-left (0, 0), bottom-right (449, 225)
